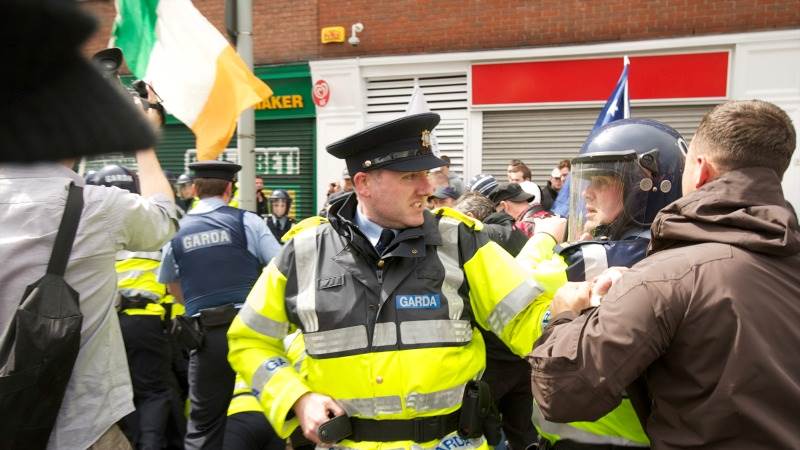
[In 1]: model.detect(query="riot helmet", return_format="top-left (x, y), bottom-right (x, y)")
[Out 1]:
top-left (176, 173), bottom-right (193, 185)
top-left (86, 164), bottom-right (140, 194)
top-left (269, 189), bottom-right (292, 218)
top-left (568, 119), bottom-right (687, 241)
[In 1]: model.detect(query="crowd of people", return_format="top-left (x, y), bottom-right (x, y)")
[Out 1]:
top-left (2, 2), bottom-right (800, 450)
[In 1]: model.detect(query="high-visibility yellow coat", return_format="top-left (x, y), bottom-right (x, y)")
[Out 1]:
top-left (516, 234), bottom-right (649, 447)
top-left (227, 199), bottom-right (564, 450)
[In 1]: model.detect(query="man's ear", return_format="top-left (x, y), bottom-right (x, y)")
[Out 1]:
top-left (694, 156), bottom-right (719, 190)
top-left (353, 172), bottom-right (369, 197)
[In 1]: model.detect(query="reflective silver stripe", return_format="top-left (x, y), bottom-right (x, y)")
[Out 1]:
top-left (338, 395), bottom-right (403, 417)
top-left (118, 289), bottom-right (161, 301)
top-left (305, 325), bottom-right (368, 355)
top-left (531, 403), bottom-right (647, 447)
top-left (487, 279), bottom-right (543, 336)
top-left (116, 250), bottom-right (162, 261)
top-left (406, 383), bottom-right (465, 412)
top-left (117, 269), bottom-right (157, 281)
top-left (294, 229), bottom-right (319, 332)
top-left (373, 322), bottom-right (398, 347)
top-left (581, 243), bottom-right (609, 281)
top-left (436, 217), bottom-right (465, 320)
top-left (400, 320), bottom-right (472, 345)
top-left (251, 356), bottom-right (291, 394)
top-left (239, 304), bottom-right (288, 339)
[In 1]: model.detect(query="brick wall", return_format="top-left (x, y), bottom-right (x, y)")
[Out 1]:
top-left (80, 0), bottom-right (800, 66)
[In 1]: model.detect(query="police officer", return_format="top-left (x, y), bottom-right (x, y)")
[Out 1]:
top-left (265, 189), bottom-right (295, 243)
top-left (227, 113), bottom-right (565, 450)
top-left (175, 172), bottom-right (195, 214)
top-left (158, 160), bottom-right (281, 450)
top-left (87, 164), bottom-right (186, 450)
top-left (517, 119), bottom-right (687, 449)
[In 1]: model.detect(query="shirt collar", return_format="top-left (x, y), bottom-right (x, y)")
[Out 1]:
top-left (354, 204), bottom-right (396, 248)
top-left (0, 162), bottom-right (84, 186)
top-left (189, 196), bottom-right (227, 214)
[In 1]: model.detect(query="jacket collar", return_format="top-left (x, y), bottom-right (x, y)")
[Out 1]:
top-left (650, 167), bottom-right (800, 256)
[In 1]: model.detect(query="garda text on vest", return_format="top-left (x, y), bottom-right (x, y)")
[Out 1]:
top-left (182, 229), bottom-right (232, 252)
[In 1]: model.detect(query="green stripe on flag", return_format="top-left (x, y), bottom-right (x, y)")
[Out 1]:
top-left (112, 0), bottom-right (159, 78)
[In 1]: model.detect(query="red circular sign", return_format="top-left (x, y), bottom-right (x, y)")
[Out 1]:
top-left (312, 79), bottom-right (330, 107)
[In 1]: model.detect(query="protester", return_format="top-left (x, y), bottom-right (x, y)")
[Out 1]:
top-left (255, 176), bottom-right (269, 216)
top-left (227, 113), bottom-right (559, 450)
top-left (507, 159), bottom-right (542, 204)
top-left (439, 154), bottom-right (465, 195)
top-left (454, 192), bottom-right (539, 450)
top-left (86, 164), bottom-right (186, 450)
top-left (492, 182), bottom-right (551, 238)
top-left (531, 100), bottom-right (800, 450)
top-left (428, 185), bottom-right (459, 208)
top-left (0, 3), bottom-right (178, 449)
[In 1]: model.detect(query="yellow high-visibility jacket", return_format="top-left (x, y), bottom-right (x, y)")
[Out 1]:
top-left (516, 234), bottom-right (649, 447)
top-left (228, 199), bottom-right (564, 450)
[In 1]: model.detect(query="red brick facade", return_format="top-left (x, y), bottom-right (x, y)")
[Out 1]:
top-left (81, 0), bottom-right (799, 66)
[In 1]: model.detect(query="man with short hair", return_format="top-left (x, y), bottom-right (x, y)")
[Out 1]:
top-left (158, 161), bottom-right (281, 449)
top-left (228, 113), bottom-right (561, 450)
top-left (507, 159), bottom-right (542, 204)
top-left (439, 154), bottom-right (465, 195)
top-left (531, 100), bottom-right (800, 449)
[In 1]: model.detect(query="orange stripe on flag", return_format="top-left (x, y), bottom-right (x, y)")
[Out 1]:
top-left (193, 46), bottom-right (272, 161)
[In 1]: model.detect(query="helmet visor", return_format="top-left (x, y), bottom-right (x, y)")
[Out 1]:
top-left (567, 151), bottom-right (651, 241)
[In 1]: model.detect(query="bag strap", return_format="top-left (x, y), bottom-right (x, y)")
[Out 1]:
top-left (46, 183), bottom-right (84, 276)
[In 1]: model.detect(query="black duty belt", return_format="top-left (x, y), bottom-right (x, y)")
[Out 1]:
top-left (119, 295), bottom-right (156, 311)
top-left (292, 411), bottom-right (461, 445)
top-left (196, 303), bottom-right (239, 328)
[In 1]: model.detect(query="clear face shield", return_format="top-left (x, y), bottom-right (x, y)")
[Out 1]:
top-left (567, 150), bottom-right (653, 242)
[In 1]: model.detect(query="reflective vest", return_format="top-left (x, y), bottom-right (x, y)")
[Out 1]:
top-left (116, 250), bottom-right (168, 318)
top-left (171, 205), bottom-right (261, 316)
top-left (228, 202), bottom-right (564, 450)
top-left (516, 234), bottom-right (650, 447)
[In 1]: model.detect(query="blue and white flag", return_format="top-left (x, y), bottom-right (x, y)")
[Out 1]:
top-left (552, 57), bottom-right (630, 216)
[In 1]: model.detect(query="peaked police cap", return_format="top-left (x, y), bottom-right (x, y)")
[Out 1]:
top-left (327, 113), bottom-right (446, 175)
top-left (188, 160), bottom-right (241, 181)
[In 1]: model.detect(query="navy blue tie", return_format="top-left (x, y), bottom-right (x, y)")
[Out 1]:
top-left (375, 229), bottom-right (394, 255)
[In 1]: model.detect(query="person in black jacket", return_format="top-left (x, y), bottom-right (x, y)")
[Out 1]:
top-left (454, 191), bottom-right (538, 450)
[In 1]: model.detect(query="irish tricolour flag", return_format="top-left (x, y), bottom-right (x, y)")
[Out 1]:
top-left (112, 0), bottom-right (272, 160)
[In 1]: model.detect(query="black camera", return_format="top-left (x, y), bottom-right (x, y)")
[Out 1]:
top-left (92, 48), bottom-right (164, 124)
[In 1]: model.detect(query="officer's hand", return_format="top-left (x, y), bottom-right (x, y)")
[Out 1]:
top-left (533, 216), bottom-right (567, 243)
top-left (551, 281), bottom-right (592, 317)
top-left (589, 267), bottom-right (629, 305)
top-left (293, 392), bottom-right (345, 446)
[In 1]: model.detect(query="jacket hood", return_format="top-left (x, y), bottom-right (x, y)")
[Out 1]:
top-left (650, 167), bottom-right (800, 256)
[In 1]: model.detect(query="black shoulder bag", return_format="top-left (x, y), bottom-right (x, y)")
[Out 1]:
top-left (0, 183), bottom-right (85, 450)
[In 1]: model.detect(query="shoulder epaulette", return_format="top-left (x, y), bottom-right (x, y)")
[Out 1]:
top-left (434, 207), bottom-right (484, 231)
top-left (281, 216), bottom-right (329, 243)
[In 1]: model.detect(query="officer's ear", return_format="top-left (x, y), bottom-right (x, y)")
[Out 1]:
top-left (353, 171), bottom-right (371, 197)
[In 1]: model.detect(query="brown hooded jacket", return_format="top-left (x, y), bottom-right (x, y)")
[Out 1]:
top-left (530, 167), bottom-right (800, 449)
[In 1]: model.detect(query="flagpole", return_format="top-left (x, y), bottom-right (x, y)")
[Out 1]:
top-left (236, 0), bottom-right (256, 212)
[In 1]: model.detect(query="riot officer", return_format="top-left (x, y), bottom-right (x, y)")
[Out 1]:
top-left (175, 172), bottom-right (195, 214)
top-left (517, 119), bottom-right (687, 449)
top-left (227, 113), bottom-right (566, 450)
top-left (87, 163), bottom-right (186, 450)
top-left (265, 189), bottom-right (295, 243)
top-left (157, 160), bottom-right (281, 450)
